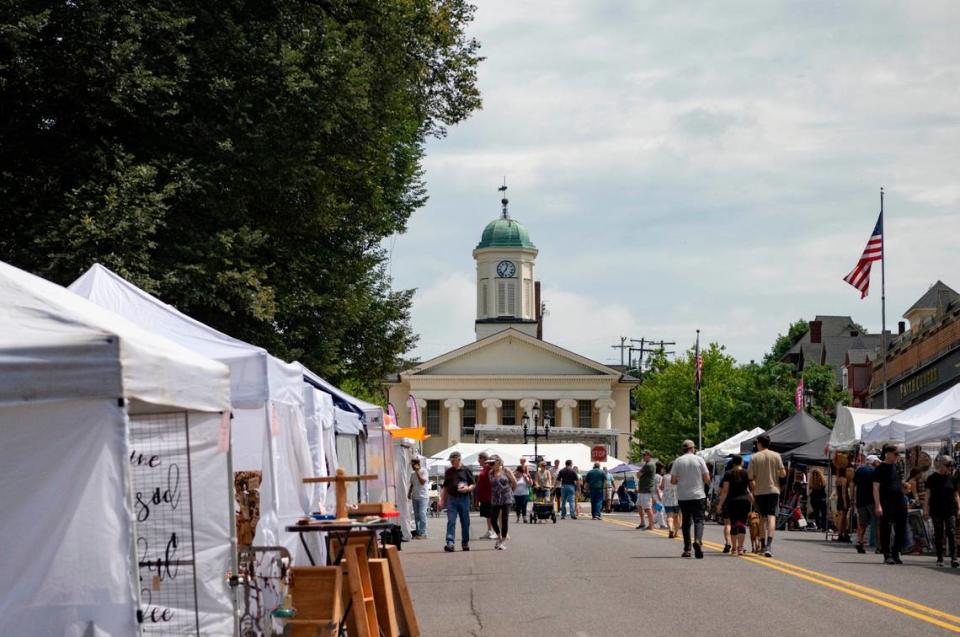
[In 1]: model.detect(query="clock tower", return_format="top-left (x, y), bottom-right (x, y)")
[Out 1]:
top-left (473, 184), bottom-right (540, 340)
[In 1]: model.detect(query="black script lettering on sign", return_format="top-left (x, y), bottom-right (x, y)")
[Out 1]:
top-left (134, 463), bottom-right (181, 523)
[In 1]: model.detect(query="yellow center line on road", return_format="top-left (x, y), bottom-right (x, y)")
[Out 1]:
top-left (597, 516), bottom-right (960, 633)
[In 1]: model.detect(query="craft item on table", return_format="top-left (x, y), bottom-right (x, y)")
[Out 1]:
top-left (304, 468), bottom-right (377, 522)
top-left (384, 545), bottom-right (420, 637)
top-left (235, 471), bottom-right (262, 545)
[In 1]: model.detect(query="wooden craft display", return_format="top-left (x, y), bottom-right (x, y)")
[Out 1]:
top-left (304, 468), bottom-right (377, 522)
top-left (369, 558), bottom-right (399, 637)
top-left (287, 566), bottom-right (341, 637)
top-left (384, 545), bottom-right (421, 637)
top-left (328, 529), bottom-right (380, 560)
top-left (341, 544), bottom-right (380, 637)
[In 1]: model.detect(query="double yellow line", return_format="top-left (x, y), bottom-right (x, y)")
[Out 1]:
top-left (601, 517), bottom-right (960, 633)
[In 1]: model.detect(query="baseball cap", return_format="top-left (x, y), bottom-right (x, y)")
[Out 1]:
top-left (941, 456), bottom-right (955, 466)
top-left (448, 451), bottom-right (461, 460)
top-left (865, 454), bottom-right (879, 464)
top-left (681, 439), bottom-right (695, 450)
top-left (487, 454), bottom-right (500, 464)
top-left (642, 449), bottom-right (652, 456)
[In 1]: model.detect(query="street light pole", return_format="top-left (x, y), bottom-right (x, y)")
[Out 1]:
top-left (522, 402), bottom-right (551, 463)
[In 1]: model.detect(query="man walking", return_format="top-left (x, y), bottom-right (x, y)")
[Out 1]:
top-left (671, 440), bottom-right (710, 558)
top-left (440, 451), bottom-right (475, 552)
top-left (853, 454), bottom-right (880, 553)
top-left (551, 459), bottom-right (562, 510)
top-left (748, 434), bottom-right (786, 557)
top-left (585, 462), bottom-right (607, 520)
top-left (923, 456), bottom-right (959, 568)
top-left (475, 452), bottom-right (496, 540)
top-left (557, 460), bottom-right (580, 520)
top-left (873, 444), bottom-right (907, 565)
top-left (409, 457), bottom-right (429, 539)
top-left (636, 450), bottom-right (657, 530)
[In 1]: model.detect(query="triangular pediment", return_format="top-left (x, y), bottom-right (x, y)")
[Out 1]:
top-left (405, 329), bottom-right (619, 377)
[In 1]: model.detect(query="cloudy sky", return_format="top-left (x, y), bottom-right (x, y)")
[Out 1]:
top-left (389, 0), bottom-right (959, 368)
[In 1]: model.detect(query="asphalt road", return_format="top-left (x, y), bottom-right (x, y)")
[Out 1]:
top-left (398, 508), bottom-right (960, 636)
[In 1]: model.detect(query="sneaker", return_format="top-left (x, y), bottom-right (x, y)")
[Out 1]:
top-left (444, 544), bottom-right (455, 552)
top-left (505, 534), bottom-right (511, 540)
top-left (936, 559), bottom-right (944, 568)
top-left (494, 540), bottom-right (501, 550)
top-left (636, 523), bottom-right (646, 529)
top-left (681, 550), bottom-right (692, 558)
top-left (693, 542), bottom-right (704, 559)
top-left (893, 556), bottom-right (903, 565)
top-left (485, 530), bottom-right (497, 540)
top-left (498, 543), bottom-right (507, 551)
top-left (722, 544), bottom-right (731, 554)
top-left (856, 543), bottom-right (865, 554)
top-left (764, 548), bottom-right (772, 558)
top-left (884, 557), bottom-right (896, 565)
top-left (951, 560), bottom-right (959, 568)
top-left (462, 545), bottom-right (470, 551)
top-left (668, 531), bottom-right (675, 539)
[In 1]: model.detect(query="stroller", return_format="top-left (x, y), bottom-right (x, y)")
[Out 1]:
top-left (529, 487), bottom-right (557, 524)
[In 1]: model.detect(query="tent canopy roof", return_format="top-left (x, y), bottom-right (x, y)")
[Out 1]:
top-left (740, 411), bottom-right (830, 453)
top-left (430, 442), bottom-right (626, 471)
top-left (829, 406), bottom-right (901, 450)
top-left (782, 432), bottom-right (832, 465)
top-left (0, 261), bottom-right (229, 411)
top-left (700, 427), bottom-right (765, 462)
top-left (865, 383), bottom-right (960, 444)
top-left (70, 263), bottom-right (302, 409)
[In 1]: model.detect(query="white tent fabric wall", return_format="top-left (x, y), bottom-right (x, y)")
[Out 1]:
top-left (862, 383), bottom-right (960, 445)
top-left (905, 415), bottom-right (960, 446)
top-left (393, 440), bottom-right (415, 542)
top-left (829, 406), bottom-right (901, 450)
top-left (0, 260), bottom-right (233, 636)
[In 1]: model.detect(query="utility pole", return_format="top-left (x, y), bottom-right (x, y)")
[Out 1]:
top-left (610, 336), bottom-right (629, 367)
top-left (629, 337), bottom-right (676, 376)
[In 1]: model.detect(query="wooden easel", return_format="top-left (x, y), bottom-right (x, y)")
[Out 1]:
top-left (305, 467), bottom-right (377, 522)
top-left (384, 545), bottom-right (420, 637)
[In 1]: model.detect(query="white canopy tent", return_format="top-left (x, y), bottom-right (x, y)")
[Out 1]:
top-left (905, 415), bottom-right (960, 447)
top-left (430, 442), bottom-right (626, 471)
top-left (862, 383), bottom-right (960, 445)
top-left (70, 264), bottom-right (320, 564)
top-left (0, 261), bottom-right (233, 635)
top-left (699, 428), bottom-right (765, 463)
top-left (829, 406), bottom-right (901, 450)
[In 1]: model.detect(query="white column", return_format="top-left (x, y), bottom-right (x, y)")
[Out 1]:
top-left (595, 398), bottom-right (616, 430)
top-left (557, 399), bottom-right (577, 428)
top-left (481, 398), bottom-right (502, 426)
top-left (519, 398), bottom-right (538, 421)
top-left (414, 398), bottom-right (427, 428)
top-left (444, 398), bottom-right (464, 444)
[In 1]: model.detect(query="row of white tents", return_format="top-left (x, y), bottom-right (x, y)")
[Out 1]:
top-left (0, 261), bottom-right (409, 636)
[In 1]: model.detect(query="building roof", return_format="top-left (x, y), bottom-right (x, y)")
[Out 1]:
top-left (476, 216), bottom-right (536, 249)
top-left (904, 280), bottom-right (959, 317)
top-left (845, 348), bottom-right (875, 365)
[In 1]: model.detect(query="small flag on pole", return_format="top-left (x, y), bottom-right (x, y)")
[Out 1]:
top-left (795, 378), bottom-right (804, 413)
top-left (694, 341), bottom-right (703, 391)
top-left (842, 212), bottom-right (883, 298)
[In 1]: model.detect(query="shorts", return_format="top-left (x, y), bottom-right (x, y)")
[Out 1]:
top-left (856, 505), bottom-right (873, 526)
top-left (637, 492), bottom-right (654, 509)
top-left (664, 505), bottom-right (680, 514)
top-left (755, 493), bottom-right (779, 517)
top-left (479, 501), bottom-right (491, 518)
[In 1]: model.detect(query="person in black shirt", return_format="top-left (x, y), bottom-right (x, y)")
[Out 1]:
top-left (440, 451), bottom-right (475, 552)
top-left (852, 455), bottom-right (880, 553)
top-left (716, 455), bottom-right (753, 556)
top-left (923, 456), bottom-right (960, 567)
top-left (557, 460), bottom-right (580, 520)
top-left (872, 445), bottom-right (907, 564)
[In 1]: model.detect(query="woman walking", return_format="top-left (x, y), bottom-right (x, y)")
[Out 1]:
top-left (489, 455), bottom-right (517, 550)
top-left (809, 469), bottom-right (827, 532)
top-left (661, 462), bottom-right (680, 538)
top-left (717, 455), bottom-right (753, 556)
top-left (514, 464), bottom-right (531, 523)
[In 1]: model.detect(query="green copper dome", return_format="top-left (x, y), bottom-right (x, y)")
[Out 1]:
top-left (476, 217), bottom-right (536, 249)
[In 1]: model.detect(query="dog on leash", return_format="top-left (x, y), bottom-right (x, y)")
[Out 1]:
top-left (748, 511), bottom-right (764, 553)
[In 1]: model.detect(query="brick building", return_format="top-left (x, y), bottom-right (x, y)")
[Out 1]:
top-left (869, 281), bottom-right (960, 409)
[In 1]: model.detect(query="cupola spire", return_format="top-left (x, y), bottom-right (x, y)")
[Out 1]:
top-left (498, 177), bottom-right (509, 219)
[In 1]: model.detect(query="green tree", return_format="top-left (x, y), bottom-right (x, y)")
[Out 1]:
top-left (0, 1), bottom-right (482, 394)
top-left (765, 319), bottom-right (808, 364)
top-left (800, 364), bottom-right (848, 425)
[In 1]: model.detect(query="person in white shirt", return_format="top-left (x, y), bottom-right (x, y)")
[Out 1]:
top-left (409, 457), bottom-right (430, 539)
top-left (671, 439), bottom-right (710, 559)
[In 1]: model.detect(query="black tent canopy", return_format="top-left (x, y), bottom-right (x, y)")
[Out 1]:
top-left (740, 411), bottom-right (831, 454)
top-left (781, 432), bottom-right (832, 466)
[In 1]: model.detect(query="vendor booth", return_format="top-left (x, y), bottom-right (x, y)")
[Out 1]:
top-left (700, 427), bottom-right (765, 463)
top-left (829, 406), bottom-right (901, 451)
top-left (69, 265), bottom-right (320, 565)
top-left (781, 433), bottom-right (832, 466)
top-left (430, 442), bottom-right (626, 471)
top-left (862, 383), bottom-right (960, 445)
top-left (740, 411), bottom-right (830, 454)
top-left (0, 261), bottom-right (234, 635)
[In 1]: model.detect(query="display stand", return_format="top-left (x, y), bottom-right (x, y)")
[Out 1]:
top-left (287, 566), bottom-right (341, 637)
top-left (342, 543), bottom-right (380, 637)
top-left (369, 558), bottom-right (399, 637)
top-left (384, 545), bottom-right (421, 637)
top-left (304, 468), bottom-right (377, 522)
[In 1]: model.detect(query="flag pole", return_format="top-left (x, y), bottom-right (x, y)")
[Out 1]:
top-left (880, 187), bottom-right (888, 408)
top-left (696, 329), bottom-right (702, 450)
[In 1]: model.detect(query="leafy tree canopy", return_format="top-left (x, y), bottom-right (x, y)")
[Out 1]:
top-left (765, 319), bottom-right (808, 363)
top-left (0, 0), bottom-right (483, 393)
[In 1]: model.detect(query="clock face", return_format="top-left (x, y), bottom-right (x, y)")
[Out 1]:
top-left (496, 260), bottom-right (517, 278)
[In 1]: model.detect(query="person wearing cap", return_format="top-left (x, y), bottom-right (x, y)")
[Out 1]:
top-left (923, 456), bottom-right (959, 568)
top-left (872, 444), bottom-right (907, 564)
top-left (475, 451), bottom-right (497, 540)
top-left (409, 457), bottom-right (430, 539)
top-left (440, 451), bottom-right (475, 552)
top-left (635, 450), bottom-right (657, 530)
top-left (853, 454), bottom-right (881, 553)
top-left (671, 439), bottom-right (710, 558)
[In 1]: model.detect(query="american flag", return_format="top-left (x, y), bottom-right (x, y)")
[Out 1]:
top-left (842, 213), bottom-right (883, 298)
top-left (695, 353), bottom-right (703, 391)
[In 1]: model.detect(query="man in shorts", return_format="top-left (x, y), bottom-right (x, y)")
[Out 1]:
top-left (475, 451), bottom-right (496, 540)
top-left (636, 450), bottom-right (657, 530)
top-left (853, 454), bottom-right (880, 553)
top-left (748, 434), bottom-right (785, 557)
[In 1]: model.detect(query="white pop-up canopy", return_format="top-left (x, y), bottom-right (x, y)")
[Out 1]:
top-left (699, 428), bottom-right (765, 463)
top-left (70, 264), bottom-right (319, 562)
top-left (862, 383), bottom-right (960, 445)
top-left (829, 406), bottom-right (901, 450)
top-left (0, 261), bottom-right (233, 636)
top-left (431, 443), bottom-right (627, 471)
top-left (905, 414), bottom-right (960, 446)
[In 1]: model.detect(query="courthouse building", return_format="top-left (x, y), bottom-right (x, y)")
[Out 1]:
top-left (387, 194), bottom-right (639, 458)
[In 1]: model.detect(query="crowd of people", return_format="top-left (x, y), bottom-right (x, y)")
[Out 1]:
top-left (410, 438), bottom-right (959, 567)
